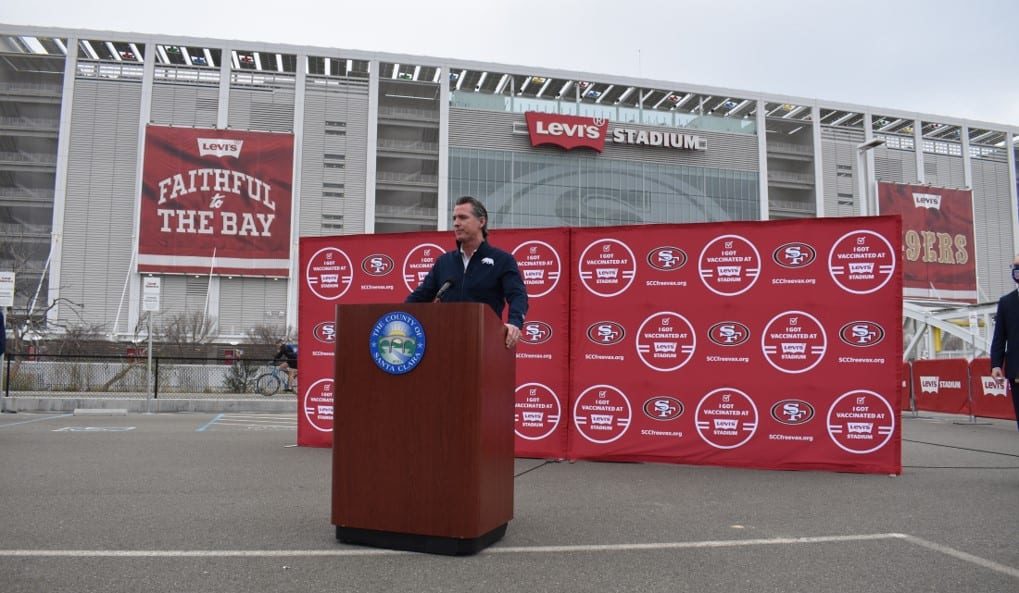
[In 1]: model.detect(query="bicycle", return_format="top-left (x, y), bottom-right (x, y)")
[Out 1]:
top-left (254, 365), bottom-right (296, 396)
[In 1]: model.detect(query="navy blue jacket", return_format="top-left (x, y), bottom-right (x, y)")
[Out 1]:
top-left (991, 289), bottom-right (1019, 378)
top-left (406, 241), bottom-right (528, 328)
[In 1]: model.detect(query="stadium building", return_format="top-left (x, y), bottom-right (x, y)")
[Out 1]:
top-left (0, 23), bottom-right (1016, 344)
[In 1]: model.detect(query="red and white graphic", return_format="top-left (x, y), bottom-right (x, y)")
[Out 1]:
top-left (524, 112), bottom-right (608, 152)
top-left (838, 321), bottom-right (885, 348)
top-left (642, 396), bottom-right (684, 421)
top-left (305, 247), bottom-right (353, 301)
top-left (586, 321), bottom-right (627, 346)
top-left (138, 126), bottom-right (293, 276)
top-left (302, 378), bottom-right (335, 433)
top-left (635, 312), bottom-right (696, 372)
top-left (521, 321), bottom-right (554, 345)
top-left (512, 240), bottom-right (562, 298)
top-left (515, 383), bottom-right (562, 441)
top-left (967, 358), bottom-right (1016, 421)
top-left (878, 182), bottom-right (976, 302)
top-left (707, 321), bottom-right (751, 347)
top-left (828, 230), bottom-right (896, 295)
top-left (361, 254), bottom-right (395, 277)
top-left (402, 243), bottom-right (444, 292)
top-left (646, 246), bottom-right (688, 271)
top-left (761, 311), bottom-right (826, 373)
top-left (698, 235), bottom-right (761, 296)
top-left (578, 238), bottom-right (637, 297)
top-left (312, 321), bottom-right (336, 344)
top-left (695, 388), bottom-right (758, 449)
top-left (980, 376), bottom-right (1008, 398)
top-left (827, 390), bottom-right (895, 454)
top-left (770, 399), bottom-right (815, 426)
top-left (573, 384), bottom-right (632, 444)
top-left (772, 242), bottom-right (817, 269)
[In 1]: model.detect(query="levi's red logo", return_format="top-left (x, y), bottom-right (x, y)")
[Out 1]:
top-left (524, 112), bottom-right (608, 152)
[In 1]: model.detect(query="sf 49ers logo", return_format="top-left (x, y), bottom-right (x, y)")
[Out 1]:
top-left (361, 254), bottom-right (395, 277)
top-left (313, 321), bottom-right (336, 344)
top-left (838, 321), bottom-right (885, 347)
top-left (646, 246), bottom-right (688, 271)
top-left (642, 396), bottom-right (684, 421)
top-left (773, 242), bottom-right (817, 269)
top-left (586, 321), bottom-right (626, 346)
top-left (521, 321), bottom-right (553, 345)
top-left (707, 321), bottom-right (751, 347)
top-left (770, 399), bottom-right (815, 425)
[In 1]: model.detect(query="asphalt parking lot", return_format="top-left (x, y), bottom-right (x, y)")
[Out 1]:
top-left (0, 410), bottom-right (1016, 593)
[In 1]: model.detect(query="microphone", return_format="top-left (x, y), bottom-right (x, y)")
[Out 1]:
top-left (433, 280), bottom-right (454, 303)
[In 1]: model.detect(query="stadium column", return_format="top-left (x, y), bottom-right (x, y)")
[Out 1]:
top-left (286, 54), bottom-right (307, 333)
top-left (47, 35), bottom-right (79, 329)
top-left (1008, 132), bottom-right (1019, 254)
top-left (364, 60), bottom-right (380, 233)
top-left (126, 40), bottom-right (157, 336)
top-left (756, 99), bottom-right (768, 220)
top-left (811, 105), bottom-right (824, 216)
top-left (437, 63), bottom-right (450, 231)
top-left (914, 118), bottom-right (925, 183)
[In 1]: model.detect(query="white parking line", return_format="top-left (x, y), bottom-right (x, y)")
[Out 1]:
top-left (0, 532), bottom-right (1015, 579)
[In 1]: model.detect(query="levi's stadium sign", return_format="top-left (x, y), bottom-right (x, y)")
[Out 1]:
top-left (524, 111), bottom-right (706, 153)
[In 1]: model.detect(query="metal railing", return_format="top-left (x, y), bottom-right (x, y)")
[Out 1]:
top-left (1, 353), bottom-right (295, 399)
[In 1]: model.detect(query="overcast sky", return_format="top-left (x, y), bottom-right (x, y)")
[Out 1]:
top-left (5, 0), bottom-right (1018, 128)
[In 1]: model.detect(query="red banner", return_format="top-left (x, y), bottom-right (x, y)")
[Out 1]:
top-left (968, 358), bottom-right (1016, 420)
top-left (911, 359), bottom-right (970, 414)
top-left (877, 182), bottom-right (975, 302)
top-left (138, 126), bottom-right (294, 276)
top-left (568, 217), bottom-right (902, 474)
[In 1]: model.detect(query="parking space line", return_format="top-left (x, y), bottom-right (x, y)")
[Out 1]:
top-left (0, 414), bottom-right (72, 429)
top-left (195, 413), bottom-right (224, 432)
top-left (900, 534), bottom-right (1019, 579)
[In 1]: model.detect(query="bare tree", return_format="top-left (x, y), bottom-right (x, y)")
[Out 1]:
top-left (159, 311), bottom-right (217, 357)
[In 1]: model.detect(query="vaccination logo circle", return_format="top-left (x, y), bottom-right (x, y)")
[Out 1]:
top-left (698, 234), bottom-right (761, 296)
top-left (827, 389), bottom-right (895, 454)
top-left (369, 311), bottom-right (426, 375)
top-left (514, 383), bottom-right (562, 441)
top-left (305, 247), bottom-right (353, 301)
top-left (827, 230), bottom-right (896, 294)
top-left (695, 387), bottom-right (759, 449)
top-left (573, 384), bottom-right (632, 444)
top-left (302, 378), bottom-right (335, 433)
top-left (402, 243), bottom-right (444, 293)
top-left (578, 238), bottom-right (637, 297)
top-left (635, 311), bottom-right (696, 372)
top-left (512, 240), bottom-right (563, 298)
top-left (761, 310), bottom-right (827, 374)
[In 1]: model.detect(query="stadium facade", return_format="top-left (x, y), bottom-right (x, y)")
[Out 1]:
top-left (0, 24), bottom-right (1016, 341)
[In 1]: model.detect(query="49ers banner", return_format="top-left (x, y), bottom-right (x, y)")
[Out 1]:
top-left (298, 216), bottom-right (902, 474)
top-left (138, 126), bottom-right (294, 276)
top-left (877, 181), bottom-right (975, 302)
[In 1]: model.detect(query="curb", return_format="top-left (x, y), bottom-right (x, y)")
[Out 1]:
top-left (1, 397), bottom-right (298, 414)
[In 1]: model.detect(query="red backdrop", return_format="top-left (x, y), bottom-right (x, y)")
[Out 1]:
top-left (877, 182), bottom-right (975, 303)
top-left (138, 126), bottom-right (294, 276)
top-left (299, 216), bottom-right (902, 474)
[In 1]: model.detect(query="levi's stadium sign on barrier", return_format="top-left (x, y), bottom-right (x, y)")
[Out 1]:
top-left (137, 125), bottom-right (294, 277)
top-left (299, 216), bottom-right (902, 475)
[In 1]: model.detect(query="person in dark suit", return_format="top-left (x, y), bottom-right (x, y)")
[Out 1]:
top-left (990, 254), bottom-right (1019, 430)
top-left (406, 196), bottom-right (528, 349)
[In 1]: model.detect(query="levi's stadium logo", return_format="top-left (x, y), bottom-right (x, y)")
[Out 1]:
top-left (524, 112), bottom-right (608, 153)
top-left (197, 138), bottom-right (244, 158)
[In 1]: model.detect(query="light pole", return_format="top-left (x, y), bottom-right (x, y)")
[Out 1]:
top-left (856, 137), bottom-right (886, 216)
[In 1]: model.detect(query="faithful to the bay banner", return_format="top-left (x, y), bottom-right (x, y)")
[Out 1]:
top-left (989, 253), bottom-right (1019, 430)
top-left (406, 196), bottom-right (528, 349)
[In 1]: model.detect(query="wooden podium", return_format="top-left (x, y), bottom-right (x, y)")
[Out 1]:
top-left (331, 303), bottom-right (515, 555)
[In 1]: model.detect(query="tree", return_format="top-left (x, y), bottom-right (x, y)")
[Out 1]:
top-left (158, 311), bottom-right (218, 357)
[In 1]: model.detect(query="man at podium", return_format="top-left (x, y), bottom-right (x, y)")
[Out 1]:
top-left (406, 196), bottom-right (529, 349)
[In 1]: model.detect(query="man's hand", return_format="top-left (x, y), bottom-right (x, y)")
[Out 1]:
top-left (504, 323), bottom-right (521, 349)
top-left (992, 367), bottom-right (1004, 380)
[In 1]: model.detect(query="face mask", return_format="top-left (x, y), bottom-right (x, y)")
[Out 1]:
top-left (1012, 266), bottom-right (1019, 283)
